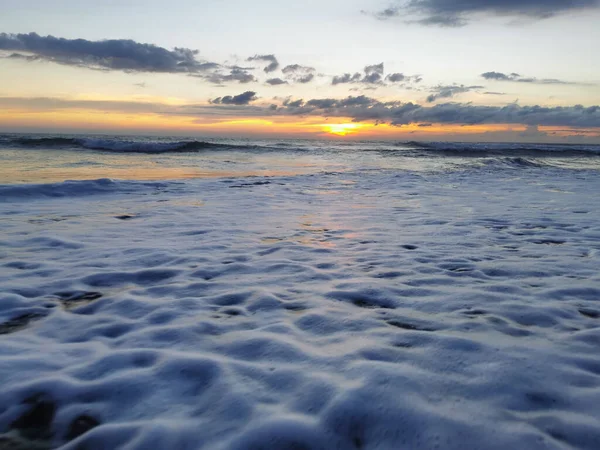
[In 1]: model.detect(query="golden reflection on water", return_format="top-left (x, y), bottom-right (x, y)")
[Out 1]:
top-left (260, 214), bottom-right (347, 249)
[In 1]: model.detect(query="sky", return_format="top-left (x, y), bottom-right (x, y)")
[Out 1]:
top-left (0, 0), bottom-right (599, 142)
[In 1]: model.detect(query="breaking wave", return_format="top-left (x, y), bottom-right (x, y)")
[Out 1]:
top-left (2, 136), bottom-right (259, 153)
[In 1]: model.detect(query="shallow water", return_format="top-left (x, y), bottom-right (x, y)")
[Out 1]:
top-left (0, 135), bottom-right (599, 449)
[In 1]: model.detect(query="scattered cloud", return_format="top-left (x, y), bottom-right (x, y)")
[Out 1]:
top-left (266, 77), bottom-right (288, 86)
top-left (332, 63), bottom-right (385, 85)
top-left (386, 73), bottom-right (406, 83)
top-left (332, 72), bottom-right (362, 85)
top-left (205, 68), bottom-right (256, 84)
top-left (0, 32), bottom-right (217, 73)
top-left (481, 71), bottom-right (592, 86)
top-left (426, 84), bottom-right (484, 102)
top-left (247, 54), bottom-right (279, 73)
top-left (332, 64), bottom-right (422, 87)
top-left (283, 98), bottom-right (305, 108)
top-left (370, 0), bottom-right (600, 27)
top-left (481, 71), bottom-right (519, 81)
top-left (363, 63), bottom-right (384, 84)
top-left (210, 91), bottom-right (257, 105)
top-left (282, 64), bottom-right (316, 83)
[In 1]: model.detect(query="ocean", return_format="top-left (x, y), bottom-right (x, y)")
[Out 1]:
top-left (1, 133), bottom-right (600, 449)
top-left (2, 133), bottom-right (600, 185)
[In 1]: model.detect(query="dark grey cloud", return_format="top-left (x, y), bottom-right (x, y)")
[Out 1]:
top-left (332, 72), bottom-right (362, 85)
top-left (266, 77), bottom-right (288, 86)
top-left (272, 96), bottom-right (600, 128)
top-left (364, 63), bottom-right (384, 75)
top-left (282, 64), bottom-right (316, 83)
top-left (372, 0), bottom-right (600, 27)
top-left (363, 63), bottom-right (384, 84)
top-left (210, 91), bottom-right (257, 105)
top-left (426, 84), bottom-right (484, 102)
top-left (338, 95), bottom-right (378, 107)
top-left (481, 71), bottom-right (517, 81)
top-left (332, 65), bottom-right (422, 87)
top-left (0, 32), bottom-right (217, 73)
top-left (481, 71), bottom-right (592, 86)
top-left (386, 73), bottom-right (405, 82)
top-left (332, 63), bottom-right (385, 85)
top-left (283, 98), bottom-right (304, 108)
top-left (205, 68), bottom-right (256, 84)
top-left (247, 54), bottom-right (279, 73)
top-left (306, 98), bottom-right (338, 109)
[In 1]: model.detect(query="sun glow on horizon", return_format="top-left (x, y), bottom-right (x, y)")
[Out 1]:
top-left (321, 123), bottom-right (365, 136)
top-left (1, 105), bottom-right (598, 142)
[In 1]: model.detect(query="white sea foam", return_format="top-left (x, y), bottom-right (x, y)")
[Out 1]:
top-left (0, 167), bottom-right (599, 449)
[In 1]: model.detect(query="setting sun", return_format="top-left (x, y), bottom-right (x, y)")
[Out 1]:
top-left (322, 123), bottom-right (364, 136)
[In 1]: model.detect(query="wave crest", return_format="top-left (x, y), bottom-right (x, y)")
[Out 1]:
top-left (3, 136), bottom-right (256, 153)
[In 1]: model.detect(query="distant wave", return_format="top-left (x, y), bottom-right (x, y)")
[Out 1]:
top-left (398, 140), bottom-right (600, 156)
top-left (2, 136), bottom-right (260, 153)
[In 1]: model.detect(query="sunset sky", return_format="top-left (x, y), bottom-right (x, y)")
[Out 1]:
top-left (1, 0), bottom-right (599, 142)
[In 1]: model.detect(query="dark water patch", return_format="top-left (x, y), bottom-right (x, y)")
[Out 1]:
top-left (531, 239), bottom-right (566, 245)
top-left (283, 303), bottom-right (307, 312)
top-left (10, 394), bottom-right (55, 440)
top-left (0, 432), bottom-right (51, 450)
top-left (442, 264), bottom-right (474, 273)
top-left (372, 271), bottom-right (404, 279)
top-left (82, 269), bottom-right (180, 287)
top-left (221, 307), bottom-right (246, 316)
top-left (400, 244), bottom-right (418, 250)
top-left (524, 392), bottom-right (559, 409)
top-left (392, 341), bottom-right (413, 348)
top-left (229, 180), bottom-right (272, 188)
top-left (0, 313), bottom-right (47, 335)
top-left (387, 320), bottom-right (436, 332)
top-left (328, 290), bottom-right (397, 309)
top-left (53, 291), bottom-right (103, 310)
top-left (578, 308), bottom-right (600, 319)
top-left (27, 217), bottom-right (68, 225)
top-left (4, 261), bottom-right (42, 270)
top-left (352, 299), bottom-right (394, 310)
top-left (66, 415), bottom-right (100, 441)
top-left (462, 309), bottom-right (487, 317)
